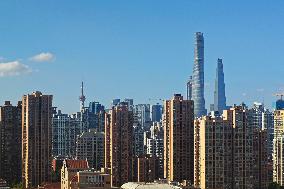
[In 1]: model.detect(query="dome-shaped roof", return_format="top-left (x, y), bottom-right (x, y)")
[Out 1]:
top-left (121, 182), bottom-right (182, 189)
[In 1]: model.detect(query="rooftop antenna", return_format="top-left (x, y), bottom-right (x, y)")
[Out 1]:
top-left (79, 81), bottom-right (86, 111)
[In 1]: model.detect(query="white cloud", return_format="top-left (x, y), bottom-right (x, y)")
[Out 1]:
top-left (242, 93), bottom-right (247, 97)
top-left (30, 52), bottom-right (55, 62)
top-left (0, 61), bottom-right (32, 77)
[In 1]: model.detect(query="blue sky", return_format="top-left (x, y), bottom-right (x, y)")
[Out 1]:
top-left (0, 0), bottom-right (283, 113)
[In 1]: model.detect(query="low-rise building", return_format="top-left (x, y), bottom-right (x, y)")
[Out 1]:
top-left (121, 181), bottom-right (196, 189)
top-left (71, 169), bottom-right (111, 189)
top-left (61, 159), bottom-right (111, 189)
top-left (61, 160), bottom-right (89, 189)
top-left (0, 179), bottom-right (10, 189)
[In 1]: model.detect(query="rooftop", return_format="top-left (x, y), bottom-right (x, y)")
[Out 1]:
top-left (65, 160), bottom-right (89, 169)
top-left (121, 182), bottom-right (182, 189)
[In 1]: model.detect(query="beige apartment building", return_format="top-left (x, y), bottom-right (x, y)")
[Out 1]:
top-left (22, 91), bottom-right (53, 188)
top-left (163, 94), bottom-right (194, 184)
top-left (194, 105), bottom-right (270, 189)
top-left (273, 110), bottom-right (284, 185)
top-left (105, 102), bottom-right (133, 187)
top-left (194, 114), bottom-right (230, 189)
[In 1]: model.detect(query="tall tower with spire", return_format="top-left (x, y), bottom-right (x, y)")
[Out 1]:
top-left (79, 81), bottom-right (86, 111)
top-left (192, 32), bottom-right (206, 117)
top-left (214, 58), bottom-right (227, 113)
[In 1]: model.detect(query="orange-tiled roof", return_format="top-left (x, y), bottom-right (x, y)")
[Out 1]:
top-left (65, 160), bottom-right (89, 169)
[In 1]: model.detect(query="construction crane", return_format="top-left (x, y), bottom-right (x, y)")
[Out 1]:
top-left (148, 98), bottom-right (164, 105)
top-left (148, 98), bottom-right (163, 101)
top-left (274, 93), bottom-right (284, 100)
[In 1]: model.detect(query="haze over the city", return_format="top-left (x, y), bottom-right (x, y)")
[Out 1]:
top-left (0, 0), bottom-right (283, 113)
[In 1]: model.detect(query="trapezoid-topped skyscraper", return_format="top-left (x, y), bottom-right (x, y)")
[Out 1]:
top-left (214, 58), bottom-right (227, 113)
top-left (192, 32), bottom-right (206, 117)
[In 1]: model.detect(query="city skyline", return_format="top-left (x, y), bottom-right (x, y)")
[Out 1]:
top-left (0, 1), bottom-right (284, 113)
top-left (1, 1), bottom-right (284, 188)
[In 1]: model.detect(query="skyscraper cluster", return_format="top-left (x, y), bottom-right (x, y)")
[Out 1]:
top-left (188, 32), bottom-right (227, 117)
top-left (0, 32), bottom-right (282, 189)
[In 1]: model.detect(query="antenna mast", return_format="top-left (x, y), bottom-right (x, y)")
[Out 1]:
top-left (79, 81), bottom-right (86, 111)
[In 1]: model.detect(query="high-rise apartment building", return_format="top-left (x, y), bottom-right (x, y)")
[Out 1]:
top-left (52, 109), bottom-right (80, 158)
top-left (163, 94), bottom-right (194, 183)
top-left (76, 129), bottom-right (105, 170)
top-left (22, 91), bottom-right (53, 188)
top-left (194, 105), bottom-right (269, 189)
top-left (262, 109), bottom-right (274, 157)
top-left (214, 58), bottom-right (227, 113)
top-left (192, 32), bottom-right (206, 117)
top-left (0, 101), bottom-right (22, 185)
top-left (133, 124), bottom-right (145, 157)
top-left (252, 127), bottom-right (271, 189)
top-left (250, 103), bottom-right (273, 183)
top-left (134, 104), bottom-right (151, 129)
top-left (87, 101), bottom-right (106, 132)
top-left (145, 121), bottom-right (164, 178)
top-left (223, 105), bottom-right (254, 189)
top-left (105, 103), bottom-right (133, 187)
top-left (137, 155), bottom-right (157, 183)
top-left (273, 110), bottom-right (284, 185)
top-left (251, 102), bottom-right (264, 128)
top-left (194, 113), bottom-right (231, 189)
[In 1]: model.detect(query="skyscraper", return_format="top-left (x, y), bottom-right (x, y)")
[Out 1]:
top-left (134, 104), bottom-right (151, 129)
top-left (0, 101), bottom-right (22, 185)
top-left (52, 109), bottom-right (80, 158)
top-left (151, 103), bottom-right (162, 122)
top-left (214, 58), bottom-right (227, 113)
top-left (192, 32), bottom-right (206, 117)
top-left (163, 94), bottom-right (194, 183)
top-left (105, 102), bottom-right (133, 187)
top-left (22, 91), bottom-right (53, 188)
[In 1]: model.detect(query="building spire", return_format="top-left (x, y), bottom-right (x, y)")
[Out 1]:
top-left (79, 81), bottom-right (86, 111)
top-left (214, 58), bottom-right (226, 113)
top-left (192, 32), bottom-right (206, 117)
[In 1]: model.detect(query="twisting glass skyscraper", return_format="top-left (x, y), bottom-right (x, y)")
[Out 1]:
top-left (214, 58), bottom-right (227, 113)
top-left (192, 32), bottom-right (206, 117)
